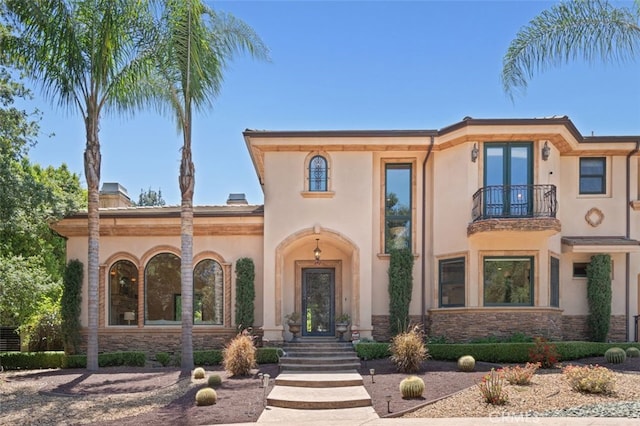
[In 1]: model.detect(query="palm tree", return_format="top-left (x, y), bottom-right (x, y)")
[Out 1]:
top-left (150, 0), bottom-right (268, 370)
top-left (1, 0), bottom-right (155, 370)
top-left (502, 0), bottom-right (640, 98)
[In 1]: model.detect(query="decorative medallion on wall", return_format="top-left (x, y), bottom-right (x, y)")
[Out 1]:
top-left (585, 207), bottom-right (604, 227)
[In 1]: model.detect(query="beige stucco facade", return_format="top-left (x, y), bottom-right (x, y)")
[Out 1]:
top-left (52, 116), bottom-right (640, 353)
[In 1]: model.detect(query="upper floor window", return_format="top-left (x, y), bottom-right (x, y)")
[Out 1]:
top-left (550, 256), bottom-right (559, 308)
top-left (309, 155), bottom-right (328, 191)
top-left (439, 257), bottom-right (465, 307)
top-left (385, 163), bottom-right (412, 253)
top-left (484, 256), bottom-right (533, 306)
top-left (579, 157), bottom-right (606, 194)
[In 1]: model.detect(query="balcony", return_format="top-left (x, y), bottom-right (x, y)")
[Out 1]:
top-left (468, 184), bottom-right (560, 236)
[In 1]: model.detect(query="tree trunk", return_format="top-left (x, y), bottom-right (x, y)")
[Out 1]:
top-left (180, 119), bottom-right (195, 371)
top-left (84, 104), bottom-right (101, 371)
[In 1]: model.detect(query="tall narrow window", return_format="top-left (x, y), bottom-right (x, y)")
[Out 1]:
top-left (145, 253), bottom-right (181, 324)
top-left (109, 260), bottom-right (138, 325)
top-left (194, 259), bottom-right (224, 325)
top-left (309, 155), bottom-right (327, 191)
top-left (550, 257), bottom-right (559, 307)
top-left (579, 157), bottom-right (606, 194)
top-left (484, 257), bottom-right (533, 306)
top-left (439, 258), bottom-right (465, 307)
top-left (385, 164), bottom-right (412, 253)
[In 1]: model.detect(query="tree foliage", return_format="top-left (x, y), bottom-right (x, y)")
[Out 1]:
top-left (0, 255), bottom-right (57, 327)
top-left (136, 187), bottom-right (166, 206)
top-left (235, 257), bottom-right (255, 330)
top-left (586, 254), bottom-right (612, 342)
top-left (388, 248), bottom-right (414, 336)
top-left (502, 0), bottom-right (640, 98)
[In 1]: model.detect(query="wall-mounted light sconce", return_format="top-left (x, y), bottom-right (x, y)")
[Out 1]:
top-left (471, 143), bottom-right (479, 162)
top-left (542, 141), bottom-right (550, 161)
top-left (313, 238), bottom-right (322, 262)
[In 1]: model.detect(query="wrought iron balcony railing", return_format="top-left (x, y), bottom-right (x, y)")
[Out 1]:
top-left (472, 184), bottom-right (557, 222)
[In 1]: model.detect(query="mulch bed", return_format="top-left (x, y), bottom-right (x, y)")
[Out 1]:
top-left (9, 356), bottom-right (640, 425)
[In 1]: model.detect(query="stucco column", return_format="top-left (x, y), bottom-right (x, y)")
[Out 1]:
top-left (355, 247), bottom-right (373, 339)
top-left (261, 249), bottom-right (284, 342)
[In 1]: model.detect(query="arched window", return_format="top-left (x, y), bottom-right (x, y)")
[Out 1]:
top-left (194, 259), bottom-right (224, 325)
top-left (145, 253), bottom-right (181, 324)
top-left (109, 260), bottom-right (138, 325)
top-left (309, 155), bottom-right (328, 191)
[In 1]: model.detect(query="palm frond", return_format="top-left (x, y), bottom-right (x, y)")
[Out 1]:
top-left (502, 0), bottom-right (640, 98)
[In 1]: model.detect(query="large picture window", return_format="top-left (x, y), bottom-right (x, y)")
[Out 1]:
top-left (579, 157), bottom-right (606, 194)
top-left (109, 260), bottom-right (138, 325)
top-left (439, 257), bottom-right (465, 307)
top-left (484, 257), bottom-right (533, 306)
top-left (145, 253), bottom-right (181, 324)
top-left (385, 163), bottom-right (412, 253)
top-left (194, 259), bottom-right (224, 325)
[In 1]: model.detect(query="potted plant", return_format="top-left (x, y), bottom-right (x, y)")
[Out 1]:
top-left (335, 313), bottom-right (350, 341)
top-left (285, 311), bottom-right (301, 342)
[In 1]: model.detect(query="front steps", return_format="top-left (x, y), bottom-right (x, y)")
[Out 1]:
top-left (278, 337), bottom-right (361, 372)
top-left (263, 337), bottom-right (373, 412)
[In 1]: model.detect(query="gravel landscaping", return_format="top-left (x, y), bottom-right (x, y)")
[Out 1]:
top-left (1, 356), bottom-right (640, 424)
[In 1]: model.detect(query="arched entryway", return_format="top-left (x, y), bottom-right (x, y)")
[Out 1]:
top-left (274, 226), bottom-right (360, 339)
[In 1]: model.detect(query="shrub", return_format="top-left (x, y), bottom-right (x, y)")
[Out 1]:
top-left (0, 351), bottom-right (66, 370)
top-left (235, 258), bottom-right (255, 331)
top-left (222, 330), bottom-right (257, 376)
top-left (604, 347), bottom-right (626, 364)
top-left (388, 248), bottom-right (414, 336)
top-left (477, 369), bottom-right (508, 405)
top-left (64, 351), bottom-right (146, 368)
top-left (21, 295), bottom-right (63, 351)
top-left (193, 367), bottom-right (206, 379)
top-left (207, 374), bottom-right (222, 387)
top-left (356, 342), bottom-right (390, 360)
top-left (195, 387), bottom-right (217, 406)
top-left (586, 254), bottom-right (612, 342)
top-left (626, 347), bottom-right (640, 358)
top-left (399, 375), bottom-right (425, 398)
top-left (563, 364), bottom-right (616, 394)
top-left (256, 347), bottom-right (280, 364)
top-left (61, 259), bottom-right (83, 355)
top-left (457, 355), bottom-right (475, 372)
top-left (502, 362), bottom-right (540, 385)
top-left (193, 350), bottom-right (223, 366)
top-left (528, 337), bottom-right (559, 368)
top-left (156, 352), bottom-right (172, 367)
top-left (390, 324), bottom-right (428, 373)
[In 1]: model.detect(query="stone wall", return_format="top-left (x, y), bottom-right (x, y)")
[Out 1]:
top-left (563, 315), bottom-right (627, 342)
top-left (428, 308), bottom-right (563, 342)
top-left (79, 327), bottom-right (258, 356)
top-left (371, 315), bottom-right (425, 342)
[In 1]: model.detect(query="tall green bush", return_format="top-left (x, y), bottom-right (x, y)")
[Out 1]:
top-left (586, 254), bottom-right (612, 342)
top-left (235, 257), bottom-right (255, 330)
top-left (388, 248), bottom-right (414, 336)
top-left (61, 259), bottom-right (83, 354)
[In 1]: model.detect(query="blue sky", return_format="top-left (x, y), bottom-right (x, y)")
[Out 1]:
top-left (24, 0), bottom-right (640, 206)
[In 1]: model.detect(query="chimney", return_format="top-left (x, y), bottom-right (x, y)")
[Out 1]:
top-left (100, 182), bottom-right (132, 208)
top-left (226, 193), bottom-right (248, 205)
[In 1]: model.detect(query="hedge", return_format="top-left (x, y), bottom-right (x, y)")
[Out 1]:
top-left (0, 351), bottom-right (146, 370)
top-left (354, 341), bottom-right (640, 364)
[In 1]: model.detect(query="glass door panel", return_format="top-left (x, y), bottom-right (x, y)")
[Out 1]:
top-left (302, 268), bottom-right (335, 336)
top-left (484, 143), bottom-right (532, 217)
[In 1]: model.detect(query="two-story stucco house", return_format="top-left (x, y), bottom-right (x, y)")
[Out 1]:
top-left (52, 116), bottom-right (640, 353)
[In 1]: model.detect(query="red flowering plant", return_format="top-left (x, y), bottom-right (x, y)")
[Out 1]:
top-left (528, 337), bottom-right (559, 368)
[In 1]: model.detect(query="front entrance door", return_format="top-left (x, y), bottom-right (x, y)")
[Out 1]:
top-left (484, 142), bottom-right (533, 217)
top-left (302, 268), bottom-right (335, 337)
